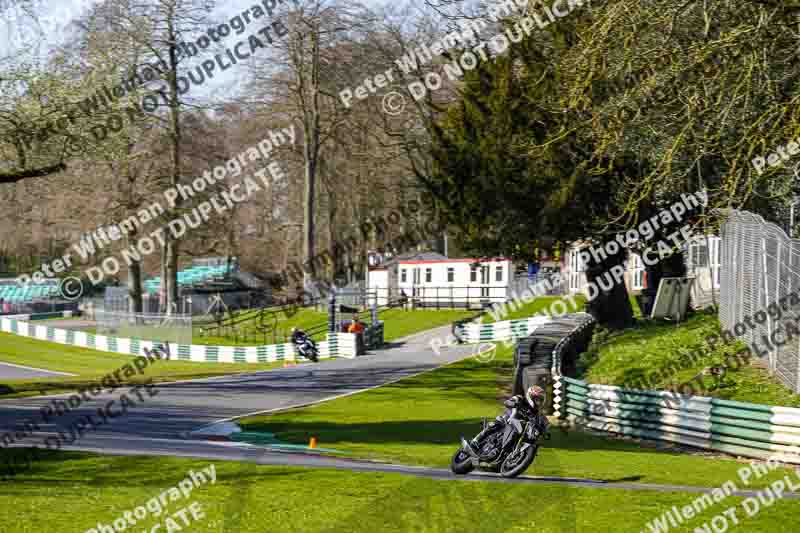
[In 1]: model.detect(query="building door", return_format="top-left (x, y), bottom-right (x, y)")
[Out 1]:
top-left (480, 265), bottom-right (490, 298)
top-left (412, 267), bottom-right (421, 297)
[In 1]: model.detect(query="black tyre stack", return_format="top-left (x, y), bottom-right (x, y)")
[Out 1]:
top-left (511, 313), bottom-right (596, 415)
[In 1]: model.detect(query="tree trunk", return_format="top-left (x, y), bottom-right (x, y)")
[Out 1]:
top-left (583, 242), bottom-right (635, 330)
top-left (301, 26), bottom-right (321, 290)
top-left (163, 12), bottom-right (182, 315)
top-left (328, 203), bottom-right (337, 281)
top-left (126, 230), bottom-right (143, 315)
top-left (159, 245), bottom-right (167, 312)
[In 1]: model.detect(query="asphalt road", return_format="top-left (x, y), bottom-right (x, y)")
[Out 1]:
top-left (0, 361), bottom-right (74, 379)
top-left (0, 325), bottom-right (477, 445)
top-left (4, 325), bottom-right (795, 498)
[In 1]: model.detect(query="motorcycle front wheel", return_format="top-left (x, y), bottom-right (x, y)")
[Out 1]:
top-left (499, 444), bottom-right (537, 478)
top-left (450, 448), bottom-right (474, 475)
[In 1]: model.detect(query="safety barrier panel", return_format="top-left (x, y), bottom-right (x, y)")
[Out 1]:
top-left (2, 310), bottom-right (76, 321)
top-left (554, 375), bottom-right (800, 464)
top-left (0, 317), bottom-right (361, 363)
top-left (457, 315), bottom-right (553, 343)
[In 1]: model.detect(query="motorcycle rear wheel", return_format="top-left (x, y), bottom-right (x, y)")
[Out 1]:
top-left (450, 448), bottom-right (474, 475)
top-left (499, 444), bottom-right (537, 478)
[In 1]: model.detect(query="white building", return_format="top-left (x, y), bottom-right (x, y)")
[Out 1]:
top-left (562, 235), bottom-right (721, 308)
top-left (367, 252), bottom-right (513, 308)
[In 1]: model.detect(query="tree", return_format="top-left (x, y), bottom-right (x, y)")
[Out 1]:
top-left (422, 10), bottom-right (635, 328)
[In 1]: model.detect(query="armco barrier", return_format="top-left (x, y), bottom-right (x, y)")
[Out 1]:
top-left (0, 317), bottom-right (362, 362)
top-left (554, 375), bottom-right (800, 464)
top-left (456, 315), bottom-right (553, 343)
top-left (1, 310), bottom-right (77, 321)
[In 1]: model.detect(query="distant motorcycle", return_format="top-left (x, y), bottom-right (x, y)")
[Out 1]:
top-left (291, 328), bottom-right (319, 362)
top-left (451, 396), bottom-right (546, 478)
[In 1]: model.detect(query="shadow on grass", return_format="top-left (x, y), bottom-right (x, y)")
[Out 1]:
top-left (244, 417), bottom-right (685, 459)
top-left (0, 449), bottom-right (304, 492)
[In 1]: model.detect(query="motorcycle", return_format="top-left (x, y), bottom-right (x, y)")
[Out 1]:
top-left (451, 401), bottom-right (545, 478)
top-left (292, 333), bottom-right (319, 362)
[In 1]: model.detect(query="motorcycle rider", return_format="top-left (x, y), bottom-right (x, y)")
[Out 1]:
top-left (466, 385), bottom-right (549, 455)
top-left (290, 327), bottom-right (308, 345)
top-left (291, 327), bottom-right (318, 361)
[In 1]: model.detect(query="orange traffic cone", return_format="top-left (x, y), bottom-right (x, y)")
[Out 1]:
top-left (309, 437), bottom-right (318, 449)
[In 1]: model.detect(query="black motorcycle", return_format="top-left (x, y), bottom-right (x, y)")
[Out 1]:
top-left (292, 331), bottom-right (319, 362)
top-left (451, 399), bottom-right (545, 478)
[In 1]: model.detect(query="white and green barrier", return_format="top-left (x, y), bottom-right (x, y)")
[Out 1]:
top-left (3, 310), bottom-right (77, 321)
top-left (0, 317), bottom-right (363, 363)
top-left (457, 315), bottom-right (553, 343)
top-left (555, 375), bottom-right (800, 464)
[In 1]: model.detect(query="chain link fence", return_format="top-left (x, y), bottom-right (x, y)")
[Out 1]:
top-left (719, 210), bottom-right (800, 393)
top-left (95, 308), bottom-right (193, 345)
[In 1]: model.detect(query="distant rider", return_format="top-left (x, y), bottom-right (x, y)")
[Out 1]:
top-left (467, 386), bottom-right (549, 454)
top-left (291, 327), bottom-right (310, 345)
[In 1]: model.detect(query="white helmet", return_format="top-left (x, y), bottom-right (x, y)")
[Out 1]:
top-left (526, 385), bottom-right (546, 410)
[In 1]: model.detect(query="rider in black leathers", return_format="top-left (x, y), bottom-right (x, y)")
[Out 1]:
top-left (291, 328), bottom-right (318, 361)
top-left (291, 328), bottom-right (309, 345)
top-left (467, 386), bottom-right (549, 454)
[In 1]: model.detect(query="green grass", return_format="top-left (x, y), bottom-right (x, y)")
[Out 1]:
top-left (194, 307), bottom-right (329, 346)
top-left (0, 332), bottom-right (283, 398)
top-left (4, 304), bottom-right (800, 531)
top-left (376, 308), bottom-right (477, 341)
top-left (238, 343), bottom-right (798, 490)
top-left (196, 307), bottom-right (476, 346)
top-left (1, 450), bottom-right (797, 532)
top-left (578, 309), bottom-right (800, 407)
top-left (483, 295), bottom-right (586, 323)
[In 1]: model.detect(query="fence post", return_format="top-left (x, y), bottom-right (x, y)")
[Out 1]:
top-left (762, 237), bottom-right (774, 371)
top-left (328, 291), bottom-right (337, 333)
top-left (775, 239), bottom-right (782, 374)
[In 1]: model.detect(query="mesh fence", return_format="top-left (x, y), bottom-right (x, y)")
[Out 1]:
top-left (95, 309), bottom-right (193, 345)
top-left (719, 210), bottom-right (800, 393)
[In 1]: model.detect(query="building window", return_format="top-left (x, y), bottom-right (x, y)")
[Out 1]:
top-left (495, 266), bottom-right (503, 282)
top-left (470, 266), bottom-right (477, 282)
top-left (401, 269), bottom-right (407, 283)
top-left (425, 268), bottom-right (432, 283)
top-left (447, 268), bottom-right (454, 282)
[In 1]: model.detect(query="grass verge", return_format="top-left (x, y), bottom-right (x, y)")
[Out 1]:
top-left (0, 332), bottom-right (283, 398)
top-left (80, 308), bottom-right (478, 347)
top-left (483, 295), bottom-right (586, 322)
top-left (1, 450), bottom-right (797, 532)
top-left (238, 343), bottom-right (798, 490)
top-left (578, 309), bottom-right (800, 407)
